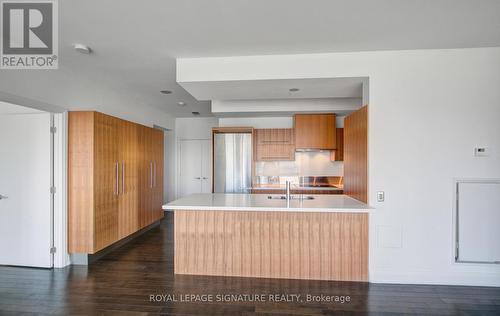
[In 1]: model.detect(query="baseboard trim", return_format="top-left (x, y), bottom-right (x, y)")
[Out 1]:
top-left (370, 268), bottom-right (500, 287)
top-left (70, 220), bottom-right (161, 265)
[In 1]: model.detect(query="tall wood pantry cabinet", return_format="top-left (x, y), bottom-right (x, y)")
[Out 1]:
top-left (68, 111), bottom-right (164, 254)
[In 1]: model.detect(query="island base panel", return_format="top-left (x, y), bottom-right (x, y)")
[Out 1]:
top-left (174, 210), bottom-right (368, 281)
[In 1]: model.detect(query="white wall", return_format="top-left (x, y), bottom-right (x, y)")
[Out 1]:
top-left (177, 47), bottom-right (500, 286)
top-left (176, 117), bottom-right (219, 139)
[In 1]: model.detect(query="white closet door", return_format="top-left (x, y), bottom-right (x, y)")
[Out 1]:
top-left (457, 181), bottom-right (500, 263)
top-left (201, 140), bottom-right (212, 193)
top-left (179, 140), bottom-right (202, 198)
top-left (0, 112), bottom-right (52, 268)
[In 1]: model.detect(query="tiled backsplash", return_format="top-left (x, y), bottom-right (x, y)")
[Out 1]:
top-left (255, 151), bottom-right (344, 176)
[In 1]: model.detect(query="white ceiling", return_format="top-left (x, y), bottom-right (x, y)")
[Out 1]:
top-left (0, 0), bottom-right (499, 117)
top-left (0, 102), bottom-right (44, 114)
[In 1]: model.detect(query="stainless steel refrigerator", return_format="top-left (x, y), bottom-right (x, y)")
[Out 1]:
top-left (213, 133), bottom-right (252, 193)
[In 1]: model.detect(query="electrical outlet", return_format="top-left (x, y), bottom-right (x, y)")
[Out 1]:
top-left (377, 191), bottom-right (385, 202)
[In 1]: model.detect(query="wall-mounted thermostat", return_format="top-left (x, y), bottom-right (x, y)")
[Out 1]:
top-left (474, 147), bottom-right (489, 157)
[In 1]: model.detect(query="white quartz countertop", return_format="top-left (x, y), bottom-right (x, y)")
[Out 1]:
top-left (163, 193), bottom-right (371, 213)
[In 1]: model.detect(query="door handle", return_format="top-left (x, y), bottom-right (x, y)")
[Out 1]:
top-left (122, 162), bottom-right (125, 194)
top-left (0, 194), bottom-right (8, 200)
top-left (202, 177), bottom-right (208, 180)
top-left (194, 177), bottom-right (201, 179)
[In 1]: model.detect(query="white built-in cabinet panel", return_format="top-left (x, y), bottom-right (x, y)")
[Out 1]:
top-left (456, 180), bottom-right (500, 263)
top-left (179, 139), bottom-right (211, 198)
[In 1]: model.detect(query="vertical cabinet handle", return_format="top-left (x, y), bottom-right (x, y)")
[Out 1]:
top-left (115, 162), bottom-right (119, 195)
top-left (153, 162), bottom-right (157, 188)
top-left (122, 162), bottom-right (125, 194)
top-left (150, 161), bottom-right (153, 188)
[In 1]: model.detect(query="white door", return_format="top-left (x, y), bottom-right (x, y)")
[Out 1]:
top-left (0, 112), bottom-right (52, 267)
top-left (179, 140), bottom-right (203, 197)
top-left (179, 139), bottom-right (212, 198)
top-left (201, 140), bottom-right (212, 193)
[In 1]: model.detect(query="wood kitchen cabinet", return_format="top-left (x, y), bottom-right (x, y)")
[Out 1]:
top-left (118, 119), bottom-right (138, 239)
top-left (92, 112), bottom-right (119, 252)
top-left (344, 106), bottom-right (368, 203)
top-left (255, 128), bottom-right (295, 161)
top-left (330, 128), bottom-right (344, 161)
top-left (294, 114), bottom-right (336, 150)
top-left (137, 125), bottom-right (153, 228)
top-left (151, 128), bottom-right (164, 223)
top-left (68, 111), bottom-right (164, 254)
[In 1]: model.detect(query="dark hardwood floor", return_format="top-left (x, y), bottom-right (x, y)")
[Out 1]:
top-left (1, 212), bottom-right (500, 315)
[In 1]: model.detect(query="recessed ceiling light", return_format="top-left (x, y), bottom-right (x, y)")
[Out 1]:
top-left (289, 88), bottom-right (300, 92)
top-left (160, 90), bottom-right (172, 94)
top-left (192, 111), bottom-right (200, 115)
top-left (177, 101), bottom-right (186, 106)
top-left (74, 43), bottom-right (92, 54)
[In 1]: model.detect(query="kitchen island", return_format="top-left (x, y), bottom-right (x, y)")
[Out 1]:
top-left (163, 194), bottom-right (371, 282)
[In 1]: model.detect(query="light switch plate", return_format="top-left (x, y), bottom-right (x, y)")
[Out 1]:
top-left (377, 191), bottom-right (385, 202)
top-left (474, 147), bottom-right (489, 157)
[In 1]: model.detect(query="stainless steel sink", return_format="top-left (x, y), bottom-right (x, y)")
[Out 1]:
top-left (267, 195), bottom-right (315, 200)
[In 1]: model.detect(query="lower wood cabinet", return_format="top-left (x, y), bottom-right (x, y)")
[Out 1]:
top-left (68, 111), bottom-right (164, 254)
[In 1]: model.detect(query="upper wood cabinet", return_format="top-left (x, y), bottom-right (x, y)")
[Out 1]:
top-left (255, 128), bottom-right (295, 161)
top-left (68, 111), bottom-right (164, 254)
top-left (294, 114), bottom-right (336, 150)
top-left (330, 128), bottom-right (344, 161)
top-left (256, 128), bottom-right (293, 144)
top-left (344, 106), bottom-right (368, 203)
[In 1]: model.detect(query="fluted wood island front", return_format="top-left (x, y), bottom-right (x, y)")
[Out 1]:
top-left (163, 193), bottom-right (371, 282)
